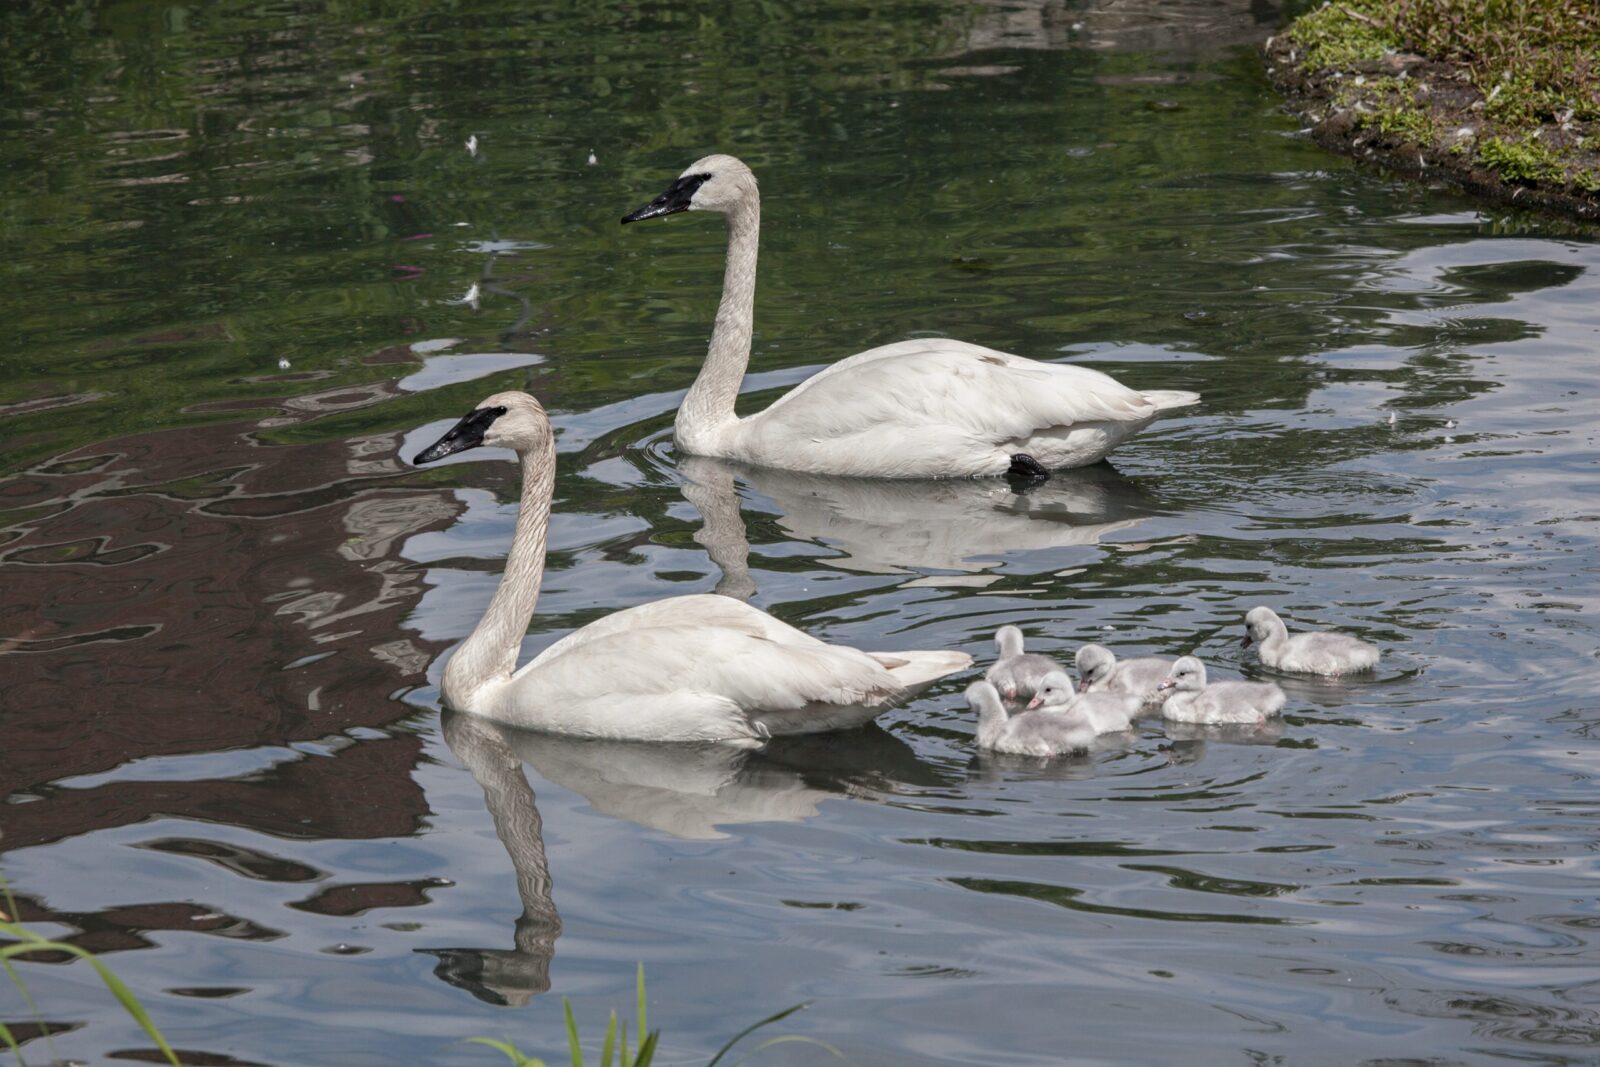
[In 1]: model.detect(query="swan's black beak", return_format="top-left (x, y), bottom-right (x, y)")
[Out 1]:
top-left (1241, 630), bottom-right (1253, 648)
top-left (620, 172), bottom-right (710, 224)
top-left (413, 405), bottom-right (506, 465)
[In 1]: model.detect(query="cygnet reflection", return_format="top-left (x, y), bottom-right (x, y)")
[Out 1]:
top-left (1162, 718), bottom-right (1286, 747)
top-left (679, 454), bottom-right (1156, 582)
top-left (968, 726), bottom-right (1137, 781)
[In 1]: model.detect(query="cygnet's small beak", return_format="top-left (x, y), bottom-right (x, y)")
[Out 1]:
top-left (621, 172), bottom-right (709, 225)
top-left (1025, 694), bottom-right (1043, 710)
top-left (1241, 631), bottom-right (1253, 648)
top-left (1156, 679), bottom-right (1176, 691)
top-left (1078, 678), bottom-right (1091, 693)
top-left (413, 405), bottom-right (505, 465)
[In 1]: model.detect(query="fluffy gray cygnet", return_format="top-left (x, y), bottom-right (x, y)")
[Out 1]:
top-left (984, 625), bottom-right (1061, 703)
top-left (1158, 656), bottom-right (1285, 725)
top-left (1074, 643), bottom-right (1173, 711)
top-left (969, 680), bottom-right (1096, 757)
top-left (1026, 671), bottom-right (1137, 734)
top-left (1243, 606), bottom-right (1379, 676)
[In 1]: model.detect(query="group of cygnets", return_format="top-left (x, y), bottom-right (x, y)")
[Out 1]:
top-left (969, 606), bottom-right (1380, 758)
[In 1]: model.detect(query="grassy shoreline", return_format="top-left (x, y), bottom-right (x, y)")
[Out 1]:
top-left (1266, 0), bottom-right (1600, 221)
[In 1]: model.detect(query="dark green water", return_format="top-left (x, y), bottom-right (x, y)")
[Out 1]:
top-left (4, 2), bottom-right (1600, 1064)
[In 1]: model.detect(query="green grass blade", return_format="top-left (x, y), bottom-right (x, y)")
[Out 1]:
top-left (0, 937), bottom-right (178, 1067)
top-left (705, 1002), bottom-right (812, 1067)
top-left (563, 998), bottom-right (583, 1067)
top-left (599, 1010), bottom-right (616, 1067)
top-left (619, 1019), bottom-right (629, 1067)
top-left (0, 1018), bottom-right (24, 1064)
top-left (635, 964), bottom-right (646, 1040)
top-left (633, 1029), bottom-right (659, 1067)
top-left (2, 957), bottom-right (47, 1031)
top-left (731, 1035), bottom-right (845, 1066)
top-left (76, 951), bottom-right (181, 1066)
top-left (465, 1036), bottom-right (545, 1066)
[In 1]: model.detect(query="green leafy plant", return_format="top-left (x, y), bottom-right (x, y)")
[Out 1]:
top-left (0, 885), bottom-right (180, 1066)
top-left (468, 965), bottom-right (840, 1067)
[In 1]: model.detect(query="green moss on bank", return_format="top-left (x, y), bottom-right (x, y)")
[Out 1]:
top-left (1289, 2), bottom-right (1398, 69)
top-left (1268, 0), bottom-right (1600, 218)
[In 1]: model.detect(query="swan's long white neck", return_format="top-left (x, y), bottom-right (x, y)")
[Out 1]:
top-left (442, 444), bottom-right (555, 704)
top-left (676, 197), bottom-right (759, 452)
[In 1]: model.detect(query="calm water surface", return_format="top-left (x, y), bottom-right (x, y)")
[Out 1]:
top-left (3, 2), bottom-right (1599, 1064)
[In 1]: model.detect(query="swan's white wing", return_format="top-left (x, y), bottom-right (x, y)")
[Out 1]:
top-left (763, 339), bottom-right (1154, 432)
top-left (532, 623), bottom-right (897, 705)
top-left (526, 592), bottom-right (825, 670)
top-left (500, 594), bottom-right (970, 742)
top-left (738, 339), bottom-right (1188, 476)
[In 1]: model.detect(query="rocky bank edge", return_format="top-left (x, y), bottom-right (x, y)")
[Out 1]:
top-left (1265, 1), bottom-right (1600, 222)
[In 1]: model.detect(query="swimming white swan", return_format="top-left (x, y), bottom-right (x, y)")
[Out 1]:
top-left (413, 391), bottom-right (971, 745)
top-left (621, 154), bottom-right (1200, 479)
top-left (968, 680), bottom-right (1094, 757)
top-left (983, 625), bottom-right (1061, 703)
top-left (1074, 643), bottom-right (1173, 710)
top-left (1025, 671), bottom-right (1137, 733)
top-left (1243, 606), bottom-right (1380, 676)
top-left (1157, 656), bottom-right (1285, 725)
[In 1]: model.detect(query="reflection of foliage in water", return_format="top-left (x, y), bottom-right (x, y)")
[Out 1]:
top-left (0, 0), bottom-right (1565, 479)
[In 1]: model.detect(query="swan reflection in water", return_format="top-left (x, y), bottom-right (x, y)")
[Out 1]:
top-left (420, 711), bottom-right (563, 1007)
top-left (678, 454), bottom-right (1159, 586)
top-left (423, 710), bottom-right (936, 1004)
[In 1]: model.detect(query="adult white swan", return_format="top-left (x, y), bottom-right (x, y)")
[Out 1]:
top-left (413, 391), bottom-right (970, 745)
top-left (621, 154), bottom-right (1200, 479)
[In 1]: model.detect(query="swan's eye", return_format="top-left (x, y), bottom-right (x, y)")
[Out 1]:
top-left (673, 173), bottom-right (713, 202)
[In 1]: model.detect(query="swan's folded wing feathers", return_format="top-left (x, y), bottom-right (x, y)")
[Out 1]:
top-left (526, 593), bottom-right (826, 671)
top-left (755, 339), bottom-right (1156, 447)
top-left (526, 620), bottom-right (902, 713)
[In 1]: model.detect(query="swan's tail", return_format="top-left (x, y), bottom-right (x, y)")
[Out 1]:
top-left (872, 650), bottom-right (973, 699)
top-left (748, 650), bottom-right (971, 738)
top-left (1142, 389), bottom-right (1200, 412)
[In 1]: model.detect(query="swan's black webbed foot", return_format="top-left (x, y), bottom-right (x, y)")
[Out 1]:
top-left (1005, 453), bottom-right (1050, 489)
